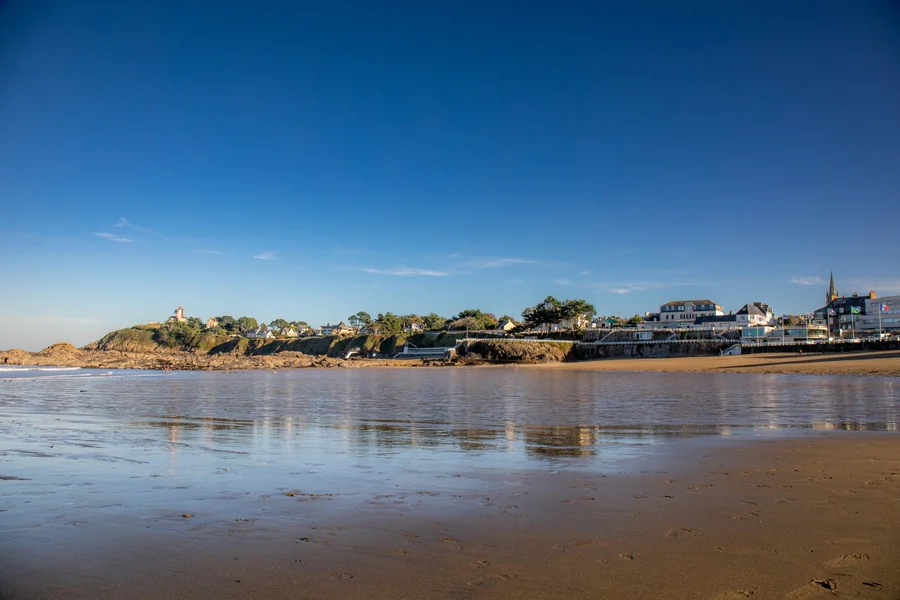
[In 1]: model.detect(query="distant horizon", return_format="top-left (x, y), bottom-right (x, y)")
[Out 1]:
top-left (3, 1), bottom-right (899, 351)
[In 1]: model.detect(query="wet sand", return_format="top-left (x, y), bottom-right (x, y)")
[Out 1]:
top-left (2, 434), bottom-right (899, 599)
top-left (534, 350), bottom-right (900, 377)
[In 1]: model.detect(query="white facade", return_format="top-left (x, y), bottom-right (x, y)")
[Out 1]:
top-left (658, 300), bottom-right (724, 324)
top-left (246, 327), bottom-right (274, 339)
top-left (742, 324), bottom-right (827, 344)
top-left (735, 303), bottom-right (774, 327)
top-left (320, 322), bottom-right (355, 336)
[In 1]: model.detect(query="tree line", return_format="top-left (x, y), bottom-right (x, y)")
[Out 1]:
top-left (167, 296), bottom-right (602, 337)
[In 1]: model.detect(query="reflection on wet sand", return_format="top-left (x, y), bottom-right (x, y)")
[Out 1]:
top-left (135, 414), bottom-right (900, 462)
top-left (2, 369), bottom-right (900, 599)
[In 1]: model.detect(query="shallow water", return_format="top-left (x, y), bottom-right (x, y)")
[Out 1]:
top-left (2, 368), bottom-right (898, 475)
top-left (1, 368), bottom-right (898, 562)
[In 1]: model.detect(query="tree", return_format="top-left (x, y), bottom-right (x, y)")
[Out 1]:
top-left (236, 316), bottom-right (258, 333)
top-left (626, 314), bottom-right (645, 326)
top-left (215, 315), bottom-right (237, 333)
top-left (186, 316), bottom-right (203, 330)
top-left (348, 311), bottom-right (372, 331)
top-left (269, 318), bottom-right (290, 332)
top-left (522, 296), bottom-right (563, 333)
top-left (373, 312), bottom-right (403, 334)
top-left (447, 316), bottom-right (480, 331)
top-left (448, 309), bottom-right (498, 331)
top-left (400, 314), bottom-right (424, 330)
top-left (423, 313), bottom-right (447, 330)
top-left (560, 299), bottom-right (597, 330)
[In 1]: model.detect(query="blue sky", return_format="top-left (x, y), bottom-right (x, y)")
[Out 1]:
top-left (2, 1), bottom-right (899, 350)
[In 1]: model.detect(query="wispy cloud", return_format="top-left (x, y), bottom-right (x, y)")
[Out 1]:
top-left (362, 267), bottom-right (449, 277)
top-left (110, 216), bottom-right (157, 235)
top-left (93, 232), bottom-right (134, 243)
top-left (603, 280), bottom-right (709, 294)
top-left (463, 257), bottom-right (540, 269)
top-left (790, 275), bottom-right (824, 286)
top-left (196, 249), bottom-right (225, 255)
top-left (554, 277), bottom-right (708, 294)
top-left (253, 252), bottom-right (276, 261)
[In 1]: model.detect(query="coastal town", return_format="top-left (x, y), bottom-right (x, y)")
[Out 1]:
top-left (167, 273), bottom-right (900, 351)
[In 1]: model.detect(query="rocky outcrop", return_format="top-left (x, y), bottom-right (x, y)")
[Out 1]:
top-left (0, 347), bottom-right (440, 371)
top-left (460, 340), bottom-right (575, 363)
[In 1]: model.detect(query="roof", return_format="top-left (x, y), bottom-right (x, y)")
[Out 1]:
top-left (814, 295), bottom-right (869, 315)
top-left (695, 315), bottom-right (738, 324)
top-left (661, 299), bottom-right (718, 307)
top-left (736, 303), bottom-right (766, 317)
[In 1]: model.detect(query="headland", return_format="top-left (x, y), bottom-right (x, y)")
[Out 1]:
top-left (2, 340), bottom-right (899, 376)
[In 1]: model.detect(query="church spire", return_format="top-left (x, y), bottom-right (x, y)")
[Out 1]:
top-left (826, 272), bottom-right (838, 304)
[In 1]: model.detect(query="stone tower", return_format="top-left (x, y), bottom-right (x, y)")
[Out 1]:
top-left (825, 272), bottom-right (838, 305)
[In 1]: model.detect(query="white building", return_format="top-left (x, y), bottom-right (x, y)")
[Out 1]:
top-left (496, 320), bottom-right (517, 332)
top-left (246, 327), bottom-right (274, 339)
top-left (735, 302), bottom-right (774, 327)
top-left (742, 324), bottom-right (827, 344)
top-left (658, 300), bottom-right (724, 325)
top-left (320, 322), bottom-right (356, 336)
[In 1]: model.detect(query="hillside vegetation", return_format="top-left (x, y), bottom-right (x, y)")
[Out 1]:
top-left (84, 324), bottom-right (468, 358)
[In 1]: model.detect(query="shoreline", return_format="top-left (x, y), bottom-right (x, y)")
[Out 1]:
top-left (526, 350), bottom-right (900, 377)
top-left (2, 434), bottom-right (898, 599)
top-left (2, 346), bottom-right (899, 376)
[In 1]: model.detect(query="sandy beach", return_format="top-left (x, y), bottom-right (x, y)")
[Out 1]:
top-left (531, 350), bottom-right (900, 377)
top-left (2, 434), bottom-right (899, 599)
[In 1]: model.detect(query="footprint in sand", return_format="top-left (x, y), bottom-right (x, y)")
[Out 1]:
top-left (826, 537), bottom-right (873, 546)
top-left (732, 510), bottom-right (761, 520)
top-left (327, 572), bottom-right (354, 580)
top-left (710, 590), bottom-right (755, 599)
top-left (665, 528), bottom-right (701, 538)
top-left (715, 546), bottom-right (761, 556)
top-left (785, 579), bottom-right (837, 599)
top-left (824, 553), bottom-right (869, 568)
